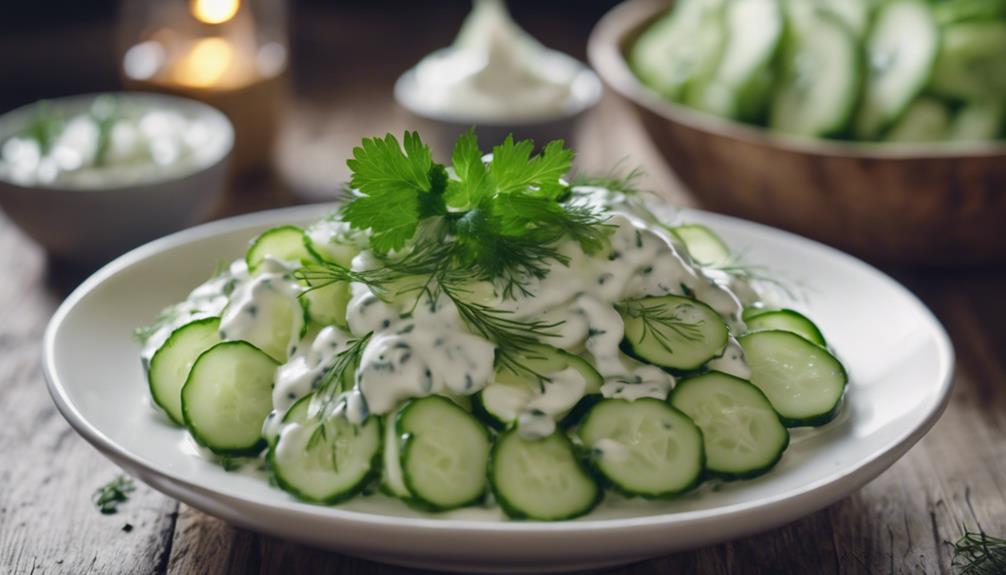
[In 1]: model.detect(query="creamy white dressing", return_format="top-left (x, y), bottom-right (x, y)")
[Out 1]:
top-left (164, 184), bottom-right (763, 456)
top-left (707, 336), bottom-right (751, 380)
top-left (139, 259), bottom-right (247, 364)
top-left (219, 260), bottom-right (305, 363)
top-left (400, 0), bottom-right (594, 122)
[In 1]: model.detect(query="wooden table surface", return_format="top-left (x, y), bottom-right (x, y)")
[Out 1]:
top-left (3, 6), bottom-right (1006, 575)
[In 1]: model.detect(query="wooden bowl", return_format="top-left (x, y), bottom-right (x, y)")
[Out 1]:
top-left (588, 0), bottom-right (1006, 265)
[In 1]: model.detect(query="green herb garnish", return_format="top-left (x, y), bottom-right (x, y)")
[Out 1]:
top-left (93, 475), bottom-right (135, 515)
top-left (616, 298), bottom-right (705, 355)
top-left (311, 332), bottom-right (373, 418)
top-left (24, 101), bottom-right (62, 155)
top-left (338, 130), bottom-right (611, 300)
top-left (950, 528), bottom-right (1006, 574)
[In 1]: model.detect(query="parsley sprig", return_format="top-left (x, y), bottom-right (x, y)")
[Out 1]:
top-left (337, 130), bottom-right (611, 300)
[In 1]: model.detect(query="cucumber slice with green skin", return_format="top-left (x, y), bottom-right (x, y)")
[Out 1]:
top-left (619, 295), bottom-right (729, 372)
top-left (690, 0), bottom-right (783, 122)
top-left (740, 330), bottom-right (847, 427)
top-left (884, 97), bottom-right (951, 143)
top-left (489, 429), bottom-right (602, 521)
top-left (950, 101), bottom-right (1005, 142)
top-left (929, 21), bottom-right (1006, 101)
top-left (381, 410), bottom-right (411, 499)
top-left (743, 308), bottom-right (826, 346)
top-left (220, 279), bottom-right (309, 363)
top-left (246, 225), bottom-right (319, 274)
top-left (670, 224), bottom-right (731, 267)
top-left (181, 341), bottom-right (279, 456)
top-left (854, 0), bottom-right (939, 140)
top-left (769, 8), bottom-right (860, 138)
top-left (148, 317), bottom-right (220, 425)
top-left (816, 0), bottom-right (871, 38)
top-left (397, 396), bottom-right (491, 510)
top-left (630, 0), bottom-right (725, 102)
top-left (269, 414), bottom-right (382, 504)
top-left (578, 398), bottom-right (704, 498)
top-left (669, 371), bottom-right (789, 479)
top-left (301, 281), bottom-right (351, 327)
top-left (477, 345), bottom-right (603, 429)
top-left (933, 0), bottom-right (1006, 26)
top-left (303, 222), bottom-right (360, 267)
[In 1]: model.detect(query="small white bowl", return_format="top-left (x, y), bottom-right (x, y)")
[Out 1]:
top-left (0, 92), bottom-right (233, 265)
top-left (394, 51), bottom-right (603, 147)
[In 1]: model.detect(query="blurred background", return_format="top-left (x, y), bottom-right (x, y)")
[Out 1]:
top-left (0, 0), bottom-right (649, 203)
top-left (1, 0), bottom-right (1004, 272)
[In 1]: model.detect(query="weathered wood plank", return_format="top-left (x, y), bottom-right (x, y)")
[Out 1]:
top-left (0, 220), bottom-right (180, 575)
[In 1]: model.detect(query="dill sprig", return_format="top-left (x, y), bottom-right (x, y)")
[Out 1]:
top-left (570, 164), bottom-right (646, 196)
top-left (310, 332), bottom-right (373, 419)
top-left (305, 421), bottom-right (342, 473)
top-left (337, 130), bottom-right (613, 302)
top-left (706, 251), bottom-right (801, 302)
top-left (93, 475), bottom-right (136, 515)
top-left (950, 528), bottom-right (1006, 574)
top-left (439, 282), bottom-right (562, 383)
top-left (616, 298), bottom-right (705, 355)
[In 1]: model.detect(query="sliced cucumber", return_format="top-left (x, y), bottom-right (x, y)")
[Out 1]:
top-left (950, 100), bottom-right (1005, 142)
top-left (670, 371), bottom-right (789, 478)
top-left (930, 21), bottom-right (1006, 101)
top-left (148, 317), bottom-right (220, 425)
top-left (478, 345), bottom-right (603, 428)
top-left (578, 398), bottom-right (704, 498)
top-left (690, 0), bottom-right (783, 121)
top-left (381, 409), bottom-right (411, 499)
top-left (301, 281), bottom-right (351, 327)
top-left (181, 341), bottom-right (279, 456)
top-left (397, 396), bottom-right (491, 510)
top-left (630, 0), bottom-right (725, 102)
top-left (270, 414), bottom-right (381, 504)
top-left (489, 429), bottom-right (601, 520)
top-left (885, 97), bottom-right (951, 143)
top-left (670, 224), bottom-right (731, 267)
top-left (816, 0), bottom-right (871, 38)
top-left (934, 0), bottom-right (1006, 26)
top-left (740, 330), bottom-right (847, 427)
top-left (220, 277), bottom-right (308, 363)
top-left (743, 308), bottom-right (826, 346)
top-left (769, 8), bottom-right (859, 138)
top-left (619, 295), bottom-right (729, 372)
top-left (304, 220), bottom-right (360, 267)
top-left (854, 0), bottom-right (939, 139)
top-left (246, 225), bottom-right (318, 274)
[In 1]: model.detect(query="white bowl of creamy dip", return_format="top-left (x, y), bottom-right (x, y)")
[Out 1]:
top-left (394, 0), bottom-right (602, 147)
top-left (0, 92), bottom-right (233, 265)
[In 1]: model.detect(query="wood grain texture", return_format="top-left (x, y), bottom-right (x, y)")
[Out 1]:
top-left (3, 5), bottom-right (1006, 575)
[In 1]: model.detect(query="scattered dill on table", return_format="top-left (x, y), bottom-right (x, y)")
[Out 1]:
top-left (93, 475), bottom-right (135, 515)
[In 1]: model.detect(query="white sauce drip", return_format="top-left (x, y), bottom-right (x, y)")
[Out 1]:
top-left (166, 185), bottom-right (762, 450)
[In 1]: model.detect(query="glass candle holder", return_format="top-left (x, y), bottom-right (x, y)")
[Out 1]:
top-left (119, 0), bottom-right (288, 176)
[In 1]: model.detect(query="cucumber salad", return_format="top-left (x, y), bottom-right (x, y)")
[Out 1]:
top-left (137, 131), bottom-right (847, 520)
top-left (632, 0), bottom-right (1006, 143)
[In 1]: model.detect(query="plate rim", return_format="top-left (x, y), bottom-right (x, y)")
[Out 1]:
top-left (43, 203), bottom-right (956, 534)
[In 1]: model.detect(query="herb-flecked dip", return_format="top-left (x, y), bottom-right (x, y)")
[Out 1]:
top-left (137, 131), bottom-right (848, 519)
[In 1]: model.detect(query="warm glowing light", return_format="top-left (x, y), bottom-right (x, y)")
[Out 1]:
top-left (172, 37), bottom-right (235, 88)
top-left (191, 0), bottom-right (240, 25)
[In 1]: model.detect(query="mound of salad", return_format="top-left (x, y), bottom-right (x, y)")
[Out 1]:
top-left (137, 131), bottom-right (847, 520)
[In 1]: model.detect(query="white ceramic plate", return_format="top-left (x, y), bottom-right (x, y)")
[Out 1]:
top-left (44, 204), bottom-right (954, 573)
